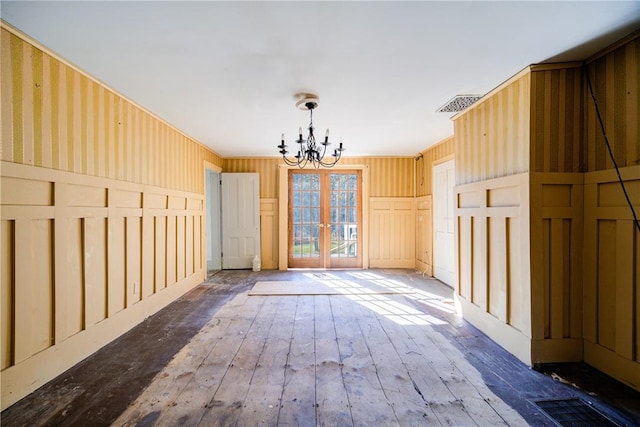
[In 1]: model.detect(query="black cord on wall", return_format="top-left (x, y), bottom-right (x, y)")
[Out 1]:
top-left (583, 65), bottom-right (640, 233)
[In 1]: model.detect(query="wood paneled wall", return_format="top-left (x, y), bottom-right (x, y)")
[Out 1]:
top-left (580, 33), bottom-right (640, 389)
top-left (530, 65), bottom-right (583, 173)
top-left (0, 25), bottom-right (221, 409)
top-left (259, 198), bottom-right (278, 270)
top-left (0, 27), bottom-right (223, 192)
top-left (530, 173), bottom-right (584, 362)
top-left (416, 137), bottom-right (454, 197)
top-left (452, 32), bottom-right (640, 389)
top-left (454, 71), bottom-right (530, 185)
top-left (455, 174), bottom-right (532, 363)
top-left (584, 35), bottom-right (640, 171)
top-left (369, 198), bottom-right (416, 268)
top-left (583, 167), bottom-right (640, 389)
top-left (1, 162), bottom-right (205, 407)
top-left (415, 196), bottom-right (433, 275)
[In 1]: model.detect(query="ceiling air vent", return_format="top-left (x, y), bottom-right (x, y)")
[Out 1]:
top-left (437, 95), bottom-right (483, 113)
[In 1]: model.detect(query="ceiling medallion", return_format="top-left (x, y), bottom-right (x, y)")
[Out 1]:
top-left (278, 94), bottom-right (344, 168)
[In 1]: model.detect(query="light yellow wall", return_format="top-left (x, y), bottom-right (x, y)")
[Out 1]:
top-left (454, 71), bottom-right (531, 185)
top-left (530, 65), bottom-right (583, 173)
top-left (583, 167), bottom-right (640, 389)
top-left (453, 70), bottom-right (536, 364)
top-left (529, 172), bottom-right (584, 362)
top-left (455, 173), bottom-right (532, 363)
top-left (226, 156), bottom-right (414, 269)
top-left (453, 31), bottom-right (640, 391)
top-left (414, 137), bottom-right (455, 275)
top-left (416, 136), bottom-right (455, 197)
top-left (584, 35), bottom-right (640, 171)
top-left (224, 156), bottom-right (414, 199)
top-left (0, 25), bottom-right (223, 409)
top-left (369, 198), bottom-right (416, 268)
top-left (581, 32), bottom-right (640, 389)
top-left (415, 195), bottom-right (433, 275)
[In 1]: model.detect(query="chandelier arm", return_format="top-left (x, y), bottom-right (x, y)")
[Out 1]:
top-left (281, 156), bottom-right (301, 167)
top-left (318, 153), bottom-right (340, 168)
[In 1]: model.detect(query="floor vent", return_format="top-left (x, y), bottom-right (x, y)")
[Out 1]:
top-left (436, 95), bottom-right (483, 113)
top-left (534, 398), bottom-right (620, 426)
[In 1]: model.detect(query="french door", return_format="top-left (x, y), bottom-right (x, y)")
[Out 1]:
top-left (288, 170), bottom-right (362, 268)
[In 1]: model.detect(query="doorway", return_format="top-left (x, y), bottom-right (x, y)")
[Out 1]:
top-left (221, 173), bottom-right (261, 269)
top-left (433, 159), bottom-right (455, 287)
top-left (288, 170), bottom-right (362, 269)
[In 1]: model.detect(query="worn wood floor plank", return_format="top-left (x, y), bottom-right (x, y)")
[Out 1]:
top-left (419, 319), bottom-right (525, 426)
top-left (348, 294), bottom-right (443, 426)
top-left (114, 292), bottom-right (258, 426)
top-left (114, 317), bottom-right (230, 425)
top-left (150, 293), bottom-right (265, 426)
top-left (236, 296), bottom-right (296, 426)
top-left (114, 272), bottom-right (529, 427)
top-left (314, 295), bottom-right (353, 427)
top-left (331, 295), bottom-right (400, 427)
top-left (197, 296), bottom-right (281, 426)
top-left (398, 295), bottom-right (516, 427)
top-left (359, 293), bottom-right (477, 426)
top-left (277, 296), bottom-right (316, 427)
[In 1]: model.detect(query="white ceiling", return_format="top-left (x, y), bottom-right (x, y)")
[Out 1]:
top-left (2, 1), bottom-right (639, 157)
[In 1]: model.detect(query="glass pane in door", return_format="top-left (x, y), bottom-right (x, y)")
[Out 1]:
top-left (291, 173), bottom-right (321, 258)
top-left (330, 173), bottom-right (358, 259)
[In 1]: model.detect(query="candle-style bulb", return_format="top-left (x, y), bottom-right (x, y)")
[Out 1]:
top-left (281, 133), bottom-right (285, 142)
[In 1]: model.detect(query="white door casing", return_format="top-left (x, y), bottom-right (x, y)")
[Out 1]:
top-left (433, 159), bottom-right (455, 287)
top-left (221, 173), bottom-right (260, 269)
top-left (206, 169), bottom-right (222, 272)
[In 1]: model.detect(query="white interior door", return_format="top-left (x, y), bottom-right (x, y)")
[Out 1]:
top-left (221, 173), bottom-right (260, 269)
top-left (206, 169), bottom-right (222, 273)
top-left (433, 159), bottom-right (455, 287)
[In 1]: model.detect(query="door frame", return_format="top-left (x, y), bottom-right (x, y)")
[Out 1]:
top-left (287, 169), bottom-right (363, 269)
top-left (278, 163), bottom-right (370, 270)
top-left (203, 161), bottom-right (222, 278)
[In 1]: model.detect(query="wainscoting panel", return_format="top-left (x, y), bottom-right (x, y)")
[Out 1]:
top-left (260, 198), bottom-right (278, 270)
top-left (369, 198), bottom-right (416, 268)
top-left (415, 195), bottom-right (433, 275)
top-left (455, 173), bottom-right (532, 364)
top-left (530, 172), bottom-right (584, 362)
top-left (0, 161), bottom-right (206, 408)
top-left (583, 165), bottom-right (640, 390)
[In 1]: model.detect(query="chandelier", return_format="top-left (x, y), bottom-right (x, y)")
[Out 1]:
top-left (278, 95), bottom-right (344, 168)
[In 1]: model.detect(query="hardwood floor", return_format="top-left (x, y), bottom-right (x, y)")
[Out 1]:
top-left (3, 269), bottom-right (639, 426)
top-left (116, 271), bottom-right (527, 426)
